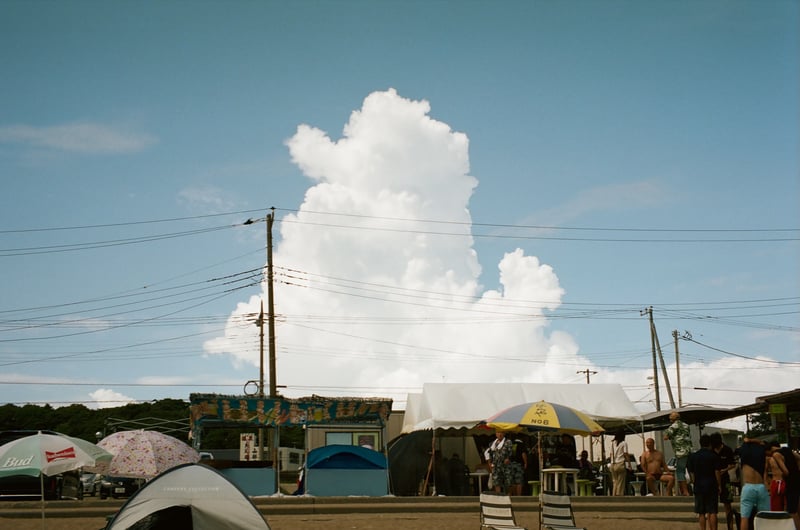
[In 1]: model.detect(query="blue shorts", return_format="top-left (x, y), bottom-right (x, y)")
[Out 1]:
top-left (740, 483), bottom-right (770, 518)
top-left (675, 455), bottom-right (688, 482)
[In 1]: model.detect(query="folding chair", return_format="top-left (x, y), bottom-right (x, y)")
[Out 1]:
top-left (539, 491), bottom-right (586, 530)
top-left (753, 511), bottom-right (794, 530)
top-left (479, 491), bottom-right (528, 530)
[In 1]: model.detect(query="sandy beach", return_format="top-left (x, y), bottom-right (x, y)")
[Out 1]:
top-left (0, 495), bottom-right (708, 530)
top-left (1, 512), bottom-right (702, 530)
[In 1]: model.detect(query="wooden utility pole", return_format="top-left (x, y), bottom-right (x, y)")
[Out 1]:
top-left (577, 369), bottom-right (597, 384)
top-left (266, 208), bottom-right (277, 398)
top-left (257, 300), bottom-right (265, 398)
top-left (673, 330), bottom-right (683, 407)
top-left (265, 208), bottom-right (279, 493)
top-left (256, 299), bottom-right (266, 462)
top-left (642, 307), bottom-right (661, 411)
top-left (654, 326), bottom-right (675, 409)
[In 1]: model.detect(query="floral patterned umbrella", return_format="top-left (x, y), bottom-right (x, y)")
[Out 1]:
top-left (94, 430), bottom-right (199, 479)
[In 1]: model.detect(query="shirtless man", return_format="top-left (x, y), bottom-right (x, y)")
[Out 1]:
top-left (766, 441), bottom-right (789, 511)
top-left (734, 437), bottom-right (769, 530)
top-left (640, 437), bottom-right (675, 496)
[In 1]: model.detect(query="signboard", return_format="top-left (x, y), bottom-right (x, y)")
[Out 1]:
top-left (190, 394), bottom-right (392, 430)
top-left (239, 433), bottom-right (263, 461)
top-left (769, 403), bottom-right (787, 415)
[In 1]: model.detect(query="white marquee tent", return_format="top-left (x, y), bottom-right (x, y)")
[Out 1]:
top-left (401, 383), bottom-right (642, 433)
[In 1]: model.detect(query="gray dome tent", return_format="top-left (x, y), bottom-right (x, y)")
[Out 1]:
top-left (104, 463), bottom-right (270, 530)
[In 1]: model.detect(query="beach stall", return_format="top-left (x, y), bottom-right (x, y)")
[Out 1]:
top-left (189, 394), bottom-right (391, 496)
top-left (390, 383), bottom-right (642, 496)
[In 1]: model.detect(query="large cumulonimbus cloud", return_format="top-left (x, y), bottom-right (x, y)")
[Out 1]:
top-left (204, 89), bottom-right (588, 401)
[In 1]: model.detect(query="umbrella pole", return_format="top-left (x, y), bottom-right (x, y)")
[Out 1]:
top-left (40, 472), bottom-right (45, 530)
top-left (538, 433), bottom-right (543, 527)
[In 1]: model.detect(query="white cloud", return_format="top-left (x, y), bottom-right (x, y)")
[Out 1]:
top-left (88, 388), bottom-right (136, 409)
top-left (203, 89), bottom-right (785, 424)
top-left (0, 122), bottom-right (156, 154)
top-left (205, 88), bottom-right (580, 398)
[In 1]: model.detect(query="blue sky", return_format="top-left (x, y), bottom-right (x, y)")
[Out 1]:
top-left (1, 1), bottom-right (798, 425)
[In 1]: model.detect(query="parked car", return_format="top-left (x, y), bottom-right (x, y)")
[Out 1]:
top-left (99, 476), bottom-right (141, 499)
top-left (0, 430), bottom-right (83, 500)
top-left (80, 472), bottom-right (103, 497)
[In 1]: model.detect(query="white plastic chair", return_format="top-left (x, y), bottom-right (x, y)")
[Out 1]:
top-left (539, 491), bottom-right (586, 530)
top-left (479, 491), bottom-right (528, 530)
top-left (754, 511), bottom-right (794, 530)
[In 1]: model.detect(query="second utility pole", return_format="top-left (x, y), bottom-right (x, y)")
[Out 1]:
top-left (266, 209), bottom-right (277, 398)
top-left (642, 306), bottom-right (661, 411)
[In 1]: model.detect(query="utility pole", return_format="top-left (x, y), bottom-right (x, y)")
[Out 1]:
top-left (577, 369), bottom-right (597, 384)
top-left (654, 327), bottom-right (676, 409)
top-left (673, 330), bottom-right (683, 407)
top-left (266, 208), bottom-right (277, 398)
top-left (265, 208), bottom-right (279, 492)
top-left (255, 300), bottom-right (266, 462)
top-left (257, 300), bottom-right (265, 398)
top-left (642, 307), bottom-right (661, 411)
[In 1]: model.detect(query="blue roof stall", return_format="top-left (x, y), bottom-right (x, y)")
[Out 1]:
top-left (304, 445), bottom-right (388, 496)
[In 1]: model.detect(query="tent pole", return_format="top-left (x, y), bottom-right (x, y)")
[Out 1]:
top-left (538, 432), bottom-right (543, 525)
top-left (421, 429), bottom-right (436, 495)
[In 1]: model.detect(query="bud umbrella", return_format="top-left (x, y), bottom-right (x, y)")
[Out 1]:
top-left (0, 431), bottom-right (112, 528)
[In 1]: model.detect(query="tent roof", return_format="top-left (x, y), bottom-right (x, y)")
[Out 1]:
top-left (106, 463), bottom-right (270, 530)
top-left (307, 444), bottom-right (387, 469)
top-left (640, 405), bottom-right (746, 431)
top-left (401, 383), bottom-right (642, 433)
top-left (637, 388), bottom-right (800, 432)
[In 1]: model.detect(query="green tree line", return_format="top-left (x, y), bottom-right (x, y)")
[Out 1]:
top-left (0, 400), bottom-right (304, 449)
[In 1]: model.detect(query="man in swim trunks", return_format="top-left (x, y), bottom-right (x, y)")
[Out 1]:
top-left (734, 437), bottom-right (769, 530)
top-left (641, 437), bottom-right (675, 496)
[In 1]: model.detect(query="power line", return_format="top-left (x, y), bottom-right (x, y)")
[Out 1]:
top-left (278, 217), bottom-right (800, 243)
top-left (683, 336), bottom-right (800, 365)
top-left (276, 208), bottom-right (800, 234)
top-left (0, 208), bottom-right (267, 234)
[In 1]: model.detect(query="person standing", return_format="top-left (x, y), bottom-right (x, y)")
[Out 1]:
top-left (735, 436), bottom-right (770, 530)
top-left (509, 438), bottom-right (528, 496)
top-left (665, 412), bottom-right (693, 496)
top-left (641, 437), bottom-right (675, 496)
top-left (775, 446), bottom-right (800, 530)
top-left (611, 430), bottom-right (630, 496)
top-left (485, 431), bottom-right (513, 494)
top-left (766, 441), bottom-right (789, 511)
top-left (688, 434), bottom-right (722, 530)
top-left (710, 432), bottom-right (739, 530)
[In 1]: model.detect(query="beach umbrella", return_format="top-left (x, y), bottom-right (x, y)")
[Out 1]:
top-left (484, 400), bottom-right (604, 507)
top-left (0, 431), bottom-right (112, 528)
top-left (94, 430), bottom-right (199, 479)
top-left (485, 400), bottom-right (604, 435)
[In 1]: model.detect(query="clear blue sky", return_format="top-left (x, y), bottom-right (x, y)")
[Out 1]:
top-left (1, 0), bottom-right (797, 421)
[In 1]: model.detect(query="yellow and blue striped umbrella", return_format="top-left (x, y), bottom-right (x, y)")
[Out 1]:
top-left (485, 400), bottom-right (604, 435)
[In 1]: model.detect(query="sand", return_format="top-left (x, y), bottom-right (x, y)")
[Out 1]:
top-left (0, 509), bottom-right (704, 530)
